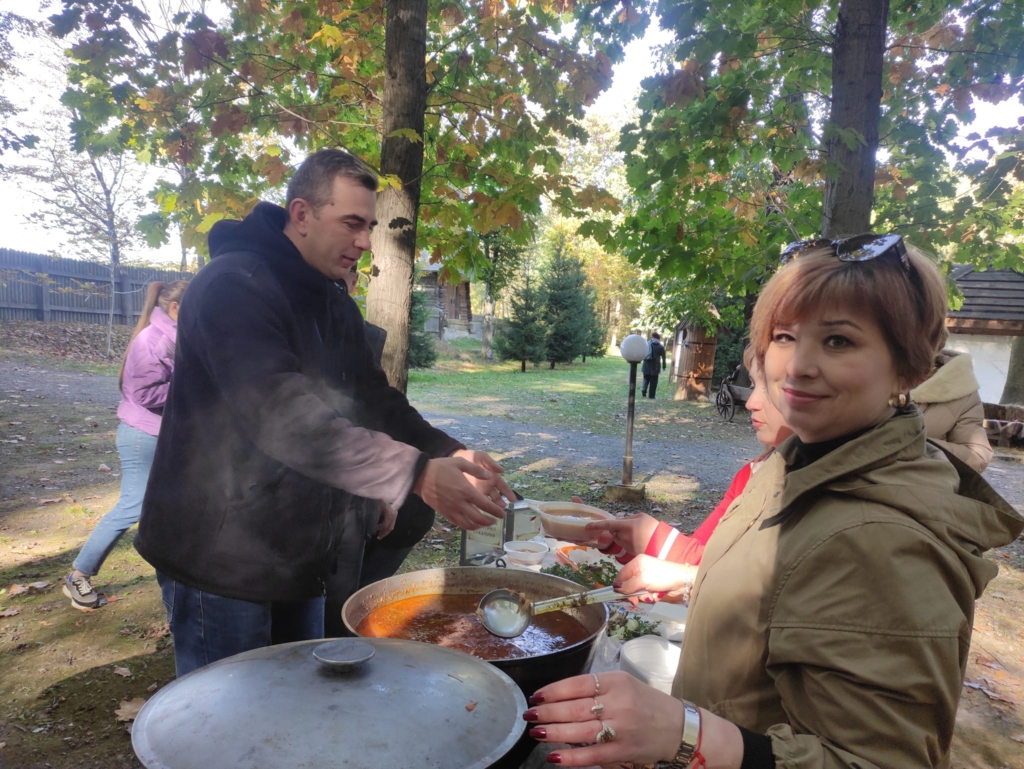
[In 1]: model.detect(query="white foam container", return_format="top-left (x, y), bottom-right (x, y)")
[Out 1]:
top-left (619, 635), bottom-right (682, 694)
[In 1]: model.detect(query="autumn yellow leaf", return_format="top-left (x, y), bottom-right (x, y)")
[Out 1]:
top-left (492, 201), bottom-right (524, 229)
top-left (115, 698), bottom-right (147, 722)
top-left (440, 4), bottom-right (466, 26)
top-left (387, 128), bottom-right (423, 144)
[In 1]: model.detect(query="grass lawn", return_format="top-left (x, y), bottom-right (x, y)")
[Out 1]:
top-left (409, 338), bottom-right (743, 444)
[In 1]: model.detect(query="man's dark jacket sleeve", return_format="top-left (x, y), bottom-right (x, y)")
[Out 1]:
top-left (195, 273), bottom-right (428, 511)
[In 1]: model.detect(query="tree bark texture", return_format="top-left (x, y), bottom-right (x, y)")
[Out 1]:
top-left (821, 0), bottom-right (890, 238)
top-left (482, 284), bottom-right (495, 361)
top-left (1001, 336), bottom-right (1024, 405)
top-left (366, 0), bottom-right (428, 393)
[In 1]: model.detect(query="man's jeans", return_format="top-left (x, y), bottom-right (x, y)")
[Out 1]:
top-left (158, 572), bottom-right (326, 678)
top-left (72, 422), bottom-right (158, 576)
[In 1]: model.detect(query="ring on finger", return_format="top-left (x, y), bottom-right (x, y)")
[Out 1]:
top-left (592, 673), bottom-right (601, 696)
top-left (590, 698), bottom-right (604, 717)
top-left (596, 721), bottom-right (616, 744)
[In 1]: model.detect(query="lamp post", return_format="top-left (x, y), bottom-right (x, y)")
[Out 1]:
top-left (606, 334), bottom-right (648, 502)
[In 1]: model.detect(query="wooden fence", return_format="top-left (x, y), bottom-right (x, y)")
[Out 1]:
top-left (0, 249), bottom-right (190, 325)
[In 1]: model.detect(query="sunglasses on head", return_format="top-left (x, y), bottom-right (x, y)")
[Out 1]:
top-left (780, 233), bottom-right (909, 271)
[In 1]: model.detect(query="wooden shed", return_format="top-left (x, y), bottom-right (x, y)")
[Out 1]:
top-left (946, 266), bottom-right (1024, 446)
top-left (417, 261), bottom-right (473, 337)
top-left (671, 320), bottom-right (719, 401)
top-left (946, 265), bottom-right (1024, 336)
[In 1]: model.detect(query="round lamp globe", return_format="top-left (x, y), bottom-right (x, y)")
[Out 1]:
top-left (620, 334), bottom-right (649, 364)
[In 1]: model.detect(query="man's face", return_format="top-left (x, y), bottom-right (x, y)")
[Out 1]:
top-left (289, 176), bottom-right (377, 281)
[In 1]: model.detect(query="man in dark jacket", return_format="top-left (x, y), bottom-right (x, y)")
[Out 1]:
top-left (641, 332), bottom-right (667, 399)
top-left (136, 149), bottom-right (512, 676)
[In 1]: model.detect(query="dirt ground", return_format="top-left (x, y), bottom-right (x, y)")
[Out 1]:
top-left (2, 350), bottom-right (1024, 768)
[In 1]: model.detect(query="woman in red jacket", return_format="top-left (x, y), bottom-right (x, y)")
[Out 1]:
top-left (582, 349), bottom-right (792, 600)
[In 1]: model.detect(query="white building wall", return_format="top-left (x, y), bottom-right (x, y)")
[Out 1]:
top-left (946, 333), bottom-right (1013, 403)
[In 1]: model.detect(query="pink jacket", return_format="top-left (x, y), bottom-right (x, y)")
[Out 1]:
top-left (116, 306), bottom-right (177, 436)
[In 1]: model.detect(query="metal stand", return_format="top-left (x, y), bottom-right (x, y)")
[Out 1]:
top-left (623, 361), bottom-right (637, 485)
top-left (606, 361), bottom-right (646, 502)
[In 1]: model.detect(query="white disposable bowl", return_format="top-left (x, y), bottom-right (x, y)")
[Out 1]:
top-left (530, 502), bottom-right (613, 543)
top-left (502, 540), bottom-right (549, 566)
top-left (620, 635), bottom-right (682, 694)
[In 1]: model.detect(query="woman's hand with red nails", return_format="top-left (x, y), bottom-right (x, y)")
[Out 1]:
top-left (526, 671), bottom-right (683, 767)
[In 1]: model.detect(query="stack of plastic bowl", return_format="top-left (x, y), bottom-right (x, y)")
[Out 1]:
top-left (619, 635), bottom-right (682, 694)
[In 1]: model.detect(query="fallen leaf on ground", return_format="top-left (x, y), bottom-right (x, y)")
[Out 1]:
top-left (976, 653), bottom-right (1005, 671)
top-left (8, 584), bottom-right (28, 597)
top-left (115, 698), bottom-right (147, 722)
top-left (113, 667), bottom-right (131, 678)
top-left (105, 595), bottom-right (120, 603)
top-left (0, 608), bottom-right (20, 618)
top-left (1012, 734), bottom-right (1024, 743)
top-left (0, 741), bottom-right (5, 749)
top-left (964, 681), bottom-right (1017, 705)
top-left (99, 464), bottom-right (112, 472)
top-left (28, 581), bottom-right (50, 591)
top-left (466, 701), bottom-right (478, 711)
top-left (147, 683), bottom-right (158, 693)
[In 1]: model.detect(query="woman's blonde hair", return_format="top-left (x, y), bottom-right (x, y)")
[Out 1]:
top-left (749, 244), bottom-right (947, 388)
top-left (119, 279), bottom-right (189, 390)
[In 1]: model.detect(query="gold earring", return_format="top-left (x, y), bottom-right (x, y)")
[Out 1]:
top-left (888, 393), bottom-right (909, 408)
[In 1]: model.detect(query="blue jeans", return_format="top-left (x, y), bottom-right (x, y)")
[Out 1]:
top-left (72, 422), bottom-right (158, 576)
top-left (158, 572), bottom-right (326, 678)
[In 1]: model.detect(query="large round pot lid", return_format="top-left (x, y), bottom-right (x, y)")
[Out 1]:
top-left (132, 638), bottom-right (527, 769)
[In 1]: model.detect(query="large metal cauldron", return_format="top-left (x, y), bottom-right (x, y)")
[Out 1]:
top-left (342, 567), bottom-right (609, 696)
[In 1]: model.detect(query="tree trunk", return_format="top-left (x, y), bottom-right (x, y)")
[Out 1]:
top-left (521, 359), bottom-right (526, 373)
top-left (366, 0), bottom-right (428, 393)
top-left (1001, 336), bottom-right (1024, 405)
top-left (107, 264), bottom-right (116, 358)
top-left (179, 226), bottom-right (188, 272)
top-left (106, 222), bottom-right (121, 358)
top-left (821, 0), bottom-right (890, 238)
top-left (611, 297), bottom-right (621, 348)
top-left (481, 282), bottom-right (495, 361)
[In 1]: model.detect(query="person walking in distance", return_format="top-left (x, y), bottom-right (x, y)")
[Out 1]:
top-left (65, 280), bottom-right (188, 610)
top-left (641, 332), bottom-right (667, 399)
top-left (136, 149), bottom-right (513, 676)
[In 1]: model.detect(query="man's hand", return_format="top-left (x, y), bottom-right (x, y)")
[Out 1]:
top-left (413, 457), bottom-right (506, 530)
top-left (376, 501), bottom-right (398, 539)
top-left (450, 449), bottom-right (515, 507)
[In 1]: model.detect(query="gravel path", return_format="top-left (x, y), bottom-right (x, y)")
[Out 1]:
top-left (2, 357), bottom-right (1021, 510)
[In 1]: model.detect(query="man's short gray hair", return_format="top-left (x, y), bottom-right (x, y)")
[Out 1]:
top-left (286, 149), bottom-right (378, 211)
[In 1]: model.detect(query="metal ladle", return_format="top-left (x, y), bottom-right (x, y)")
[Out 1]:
top-left (476, 586), bottom-right (647, 638)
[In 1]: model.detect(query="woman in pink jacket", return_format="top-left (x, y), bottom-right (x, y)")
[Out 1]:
top-left (64, 280), bottom-right (188, 610)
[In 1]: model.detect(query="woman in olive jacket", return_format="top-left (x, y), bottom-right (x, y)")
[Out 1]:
top-left (525, 237), bottom-right (1022, 769)
top-left (911, 349), bottom-right (993, 472)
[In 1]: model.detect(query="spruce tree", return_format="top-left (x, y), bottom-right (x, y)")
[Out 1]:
top-left (494, 272), bottom-right (546, 372)
top-left (408, 288), bottom-right (438, 369)
top-left (540, 240), bottom-right (589, 368)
